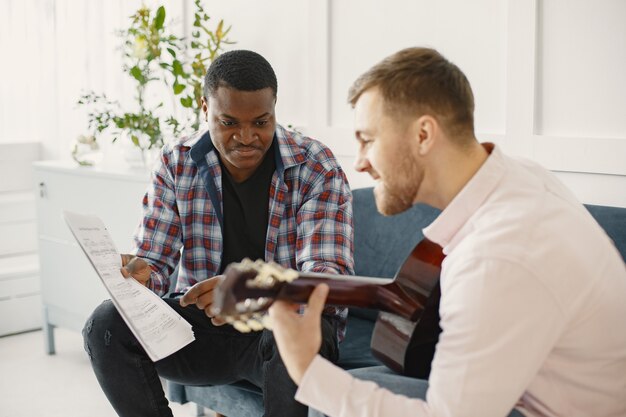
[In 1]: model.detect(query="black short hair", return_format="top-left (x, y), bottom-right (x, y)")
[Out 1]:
top-left (203, 50), bottom-right (278, 98)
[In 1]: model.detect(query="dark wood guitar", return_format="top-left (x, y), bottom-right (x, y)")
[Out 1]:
top-left (211, 238), bottom-right (445, 378)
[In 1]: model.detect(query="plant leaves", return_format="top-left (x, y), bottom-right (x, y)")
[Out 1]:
top-left (180, 96), bottom-right (193, 108)
top-left (173, 83), bottom-right (185, 95)
top-left (130, 66), bottom-right (144, 83)
top-left (155, 6), bottom-right (166, 30)
top-left (167, 47), bottom-right (176, 58)
top-left (172, 60), bottom-right (183, 76)
top-left (131, 134), bottom-right (140, 147)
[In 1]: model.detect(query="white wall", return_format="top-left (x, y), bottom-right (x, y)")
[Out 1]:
top-left (0, 0), bottom-right (624, 206)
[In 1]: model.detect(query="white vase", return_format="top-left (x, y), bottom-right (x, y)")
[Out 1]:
top-left (114, 131), bottom-right (161, 171)
top-left (122, 144), bottom-right (160, 171)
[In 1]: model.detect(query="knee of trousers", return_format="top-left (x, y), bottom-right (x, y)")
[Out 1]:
top-left (319, 317), bottom-right (339, 362)
top-left (82, 300), bottom-right (131, 357)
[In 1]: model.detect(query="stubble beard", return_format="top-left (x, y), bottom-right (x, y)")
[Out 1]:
top-left (374, 176), bottom-right (420, 216)
top-left (374, 182), bottom-right (414, 215)
top-left (373, 155), bottom-right (421, 216)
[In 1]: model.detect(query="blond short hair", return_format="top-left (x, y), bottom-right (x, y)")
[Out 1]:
top-left (348, 47), bottom-right (475, 139)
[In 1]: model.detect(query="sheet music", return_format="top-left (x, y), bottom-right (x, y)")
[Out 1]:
top-left (64, 211), bottom-right (195, 361)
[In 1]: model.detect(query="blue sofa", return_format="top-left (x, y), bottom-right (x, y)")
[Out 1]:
top-left (167, 187), bottom-right (626, 417)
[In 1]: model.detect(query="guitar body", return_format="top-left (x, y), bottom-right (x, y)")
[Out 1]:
top-left (370, 238), bottom-right (444, 378)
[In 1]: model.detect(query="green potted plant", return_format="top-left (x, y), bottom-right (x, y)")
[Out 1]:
top-left (77, 1), bottom-right (233, 167)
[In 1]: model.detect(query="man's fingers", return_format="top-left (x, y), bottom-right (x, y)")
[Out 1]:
top-left (179, 290), bottom-right (198, 307)
top-left (211, 316), bottom-right (227, 326)
top-left (180, 276), bottom-right (223, 307)
top-left (120, 267), bottom-right (130, 278)
top-left (269, 300), bottom-right (300, 318)
top-left (270, 285), bottom-right (328, 321)
top-left (180, 282), bottom-right (204, 306)
top-left (195, 291), bottom-right (214, 310)
top-left (125, 257), bottom-right (146, 274)
top-left (120, 254), bottom-right (133, 267)
top-left (304, 284), bottom-right (329, 318)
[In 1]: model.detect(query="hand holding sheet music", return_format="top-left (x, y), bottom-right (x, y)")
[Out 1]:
top-left (64, 211), bottom-right (195, 361)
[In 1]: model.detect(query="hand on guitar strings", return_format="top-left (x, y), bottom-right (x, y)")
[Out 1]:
top-left (180, 275), bottom-right (228, 326)
top-left (269, 283), bottom-right (329, 385)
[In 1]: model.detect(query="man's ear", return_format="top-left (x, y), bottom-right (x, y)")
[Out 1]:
top-left (415, 115), bottom-right (437, 156)
top-left (201, 97), bottom-right (209, 121)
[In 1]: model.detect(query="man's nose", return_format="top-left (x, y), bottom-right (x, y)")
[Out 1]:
top-left (354, 151), bottom-right (371, 173)
top-left (236, 126), bottom-right (256, 145)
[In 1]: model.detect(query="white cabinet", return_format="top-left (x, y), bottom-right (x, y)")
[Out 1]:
top-left (33, 161), bottom-right (150, 353)
top-left (0, 142), bottom-right (41, 336)
top-left (0, 253), bottom-right (40, 336)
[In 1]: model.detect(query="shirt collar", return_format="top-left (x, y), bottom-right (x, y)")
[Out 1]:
top-left (274, 124), bottom-right (308, 171)
top-left (423, 143), bottom-right (505, 253)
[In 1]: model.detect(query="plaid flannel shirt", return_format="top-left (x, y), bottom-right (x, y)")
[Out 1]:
top-left (132, 124), bottom-right (354, 340)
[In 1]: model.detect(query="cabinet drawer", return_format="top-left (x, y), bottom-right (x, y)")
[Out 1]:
top-left (0, 221), bottom-right (37, 255)
top-left (0, 294), bottom-right (42, 336)
top-left (0, 274), bottom-right (40, 299)
top-left (0, 191), bottom-right (36, 223)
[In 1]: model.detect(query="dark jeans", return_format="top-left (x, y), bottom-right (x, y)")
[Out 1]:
top-left (83, 299), bottom-right (338, 417)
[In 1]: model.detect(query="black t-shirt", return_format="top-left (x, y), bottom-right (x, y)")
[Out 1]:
top-left (219, 141), bottom-right (276, 273)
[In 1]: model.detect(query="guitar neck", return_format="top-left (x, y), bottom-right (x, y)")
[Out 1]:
top-left (272, 272), bottom-right (426, 320)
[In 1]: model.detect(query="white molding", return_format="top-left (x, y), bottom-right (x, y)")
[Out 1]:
top-left (0, 253), bottom-right (39, 280)
top-left (552, 171), bottom-right (626, 208)
top-left (0, 191), bottom-right (36, 224)
top-left (308, 0), bottom-right (331, 128)
top-left (531, 135), bottom-right (626, 176)
top-left (504, 0), bottom-right (537, 158)
top-left (531, 0), bottom-right (626, 176)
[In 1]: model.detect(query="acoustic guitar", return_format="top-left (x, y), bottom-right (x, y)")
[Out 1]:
top-left (211, 238), bottom-right (445, 378)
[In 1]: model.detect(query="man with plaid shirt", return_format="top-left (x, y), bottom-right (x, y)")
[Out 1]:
top-left (83, 50), bottom-right (354, 417)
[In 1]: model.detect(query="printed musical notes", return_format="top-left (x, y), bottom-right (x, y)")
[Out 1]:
top-left (64, 211), bottom-right (195, 361)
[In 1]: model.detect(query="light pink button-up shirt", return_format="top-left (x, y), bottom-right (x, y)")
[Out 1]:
top-left (296, 145), bottom-right (626, 417)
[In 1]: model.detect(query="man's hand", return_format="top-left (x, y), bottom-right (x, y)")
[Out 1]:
top-left (120, 254), bottom-right (152, 286)
top-left (269, 283), bottom-right (329, 385)
top-left (180, 276), bottom-right (227, 326)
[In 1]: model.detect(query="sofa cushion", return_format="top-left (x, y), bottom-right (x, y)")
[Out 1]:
top-left (352, 188), bottom-right (441, 280)
top-left (585, 204), bottom-right (626, 261)
top-left (337, 315), bottom-right (379, 369)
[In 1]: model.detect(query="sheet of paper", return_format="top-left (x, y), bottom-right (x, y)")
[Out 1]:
top-left (64, 211), bottom-right (195, 361)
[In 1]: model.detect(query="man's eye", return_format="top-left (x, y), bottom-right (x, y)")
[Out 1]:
top-left (255, 120), bottom-right (268, 127)
top-left (221, 120), bottom-right (236, 127)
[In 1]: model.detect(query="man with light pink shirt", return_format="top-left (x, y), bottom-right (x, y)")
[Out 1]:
top-left (268, 47), bottom-right (626, 417)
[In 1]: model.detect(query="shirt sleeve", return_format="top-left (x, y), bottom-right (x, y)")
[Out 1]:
top-left (295, 167), bottom-right (354, 277)
top-left (295, 166), bottom-right (354, 340)
top-left (296, 355), bottom-right (432, 416)
top-left (131, 150), bottom-right (184, 296)
top-left (296, 257), bottom-right (564, 417)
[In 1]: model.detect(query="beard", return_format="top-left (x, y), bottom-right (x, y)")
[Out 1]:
top-left (374, 181), bottom-right (415, 215)
top-left (372, 153), bottom-right (422, 216)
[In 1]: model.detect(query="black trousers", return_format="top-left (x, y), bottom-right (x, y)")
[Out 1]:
top-left (83, 298), bottom-right (338, 417)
